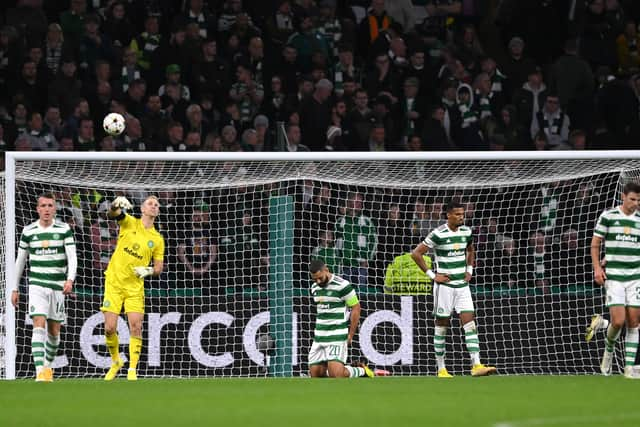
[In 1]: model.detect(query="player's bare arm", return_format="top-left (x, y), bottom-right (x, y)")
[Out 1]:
top-left (411, 242), bottom-right (449, 283)
top-left (465, 243), bottom-right (476, 283)
top-left (591, 235), bottom-right (606, 285)
top-left (347, 302), bottom-right (361, 345)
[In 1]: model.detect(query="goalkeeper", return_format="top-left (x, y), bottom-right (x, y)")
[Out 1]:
top-left (100, 195), bottom-right (165, 381)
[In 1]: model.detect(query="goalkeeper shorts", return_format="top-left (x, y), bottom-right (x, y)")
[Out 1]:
top-left (308, 341), bottom-right (348, 365)
top-left (100, 277), bottom-right (145, 314)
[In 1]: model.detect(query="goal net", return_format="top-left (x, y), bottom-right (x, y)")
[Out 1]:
top-left (2, 152), bottom-right (640, 378)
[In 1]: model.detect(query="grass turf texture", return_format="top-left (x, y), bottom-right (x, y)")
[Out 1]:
top-left (0, 376), bottom-right (637, 427)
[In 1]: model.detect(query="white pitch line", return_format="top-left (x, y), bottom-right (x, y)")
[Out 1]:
top-left (492, 413), bottom-right (640, 427)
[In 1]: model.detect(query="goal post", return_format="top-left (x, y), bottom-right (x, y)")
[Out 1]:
top-left (3, 150), bottom-right (640, 379)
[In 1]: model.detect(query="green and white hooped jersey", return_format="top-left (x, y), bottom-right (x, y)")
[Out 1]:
top-left (594, 207), bottom-right (640, 282)
top-left (423, 224), bottom-right (473, 288)
top-left (19, 220), bottom-right (75, 291)
top-left (311, 274), bottom-right (358, 345)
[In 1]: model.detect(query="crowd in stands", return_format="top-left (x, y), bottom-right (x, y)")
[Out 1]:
top-left (2, 0), bottom-right (640, 163)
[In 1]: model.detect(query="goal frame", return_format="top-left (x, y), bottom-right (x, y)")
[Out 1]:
top-left (4, 150), bottom-right (640, 380)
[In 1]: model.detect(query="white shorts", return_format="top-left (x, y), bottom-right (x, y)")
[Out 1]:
top-left (605, 280), bottom-right (640, 307)
top-left (433, 284), bottom-right (475, 318)
top-left (28, 285), bottom-right (65, 323)
top-left (308, 341), bottom-right (348, 365)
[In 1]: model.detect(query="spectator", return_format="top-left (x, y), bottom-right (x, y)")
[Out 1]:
top-left (177, 205), bottom-right (218, 291)
top-left (512, 66), bottom-right (548, 131)
top-left (140, 94), bottom-right (167, 144)
top-left (283, 123), bottom-right (310, 151)
top-left (129, 15), bottom-right (161, 73)
top-left (333, 44), bottom-right (361, 98)
top-left (530, 93), bottom-right (571, 150)
top-left (358, 0), bottom-right (393, 59)
top-left (616, 19), bottom-right (640, 74)
top-left (218, 0), bottom-right (247, 34)
top-left (124, 78), bottom-right (147, 118)
top-left (568, 129), bottom-right (587, 150)
top-left (311, 229), bottom-right (340, 276)
top-left (501, 37), bottom-right (536, 96)
top-left (266, 0), bottom-right (296, 50)
top-left (117, 47), bottom-right (142, 94)
top-left (60, 0), bottom-right (87, 47)
top-left (102, 1), bottom-right (134, 51)
top-left (385, 0), bottom-right (414, 33)
top-left (287, 14), bottom-right (329, 74)
top-left (48, 57), bottom-right (82, 118)
top-left (492, 104), bottom-right (528, 151)
top-left (229, 62), bottom-right (264, 127)
top-left (44, 23), bottom-right (73, 79)
top-left (377, 202), bottom-right (411, 268)
top-left (253, 115), bottom-right (273, 151)
top-left (192, 37), bottom-right (231, 108)
top-left (78, 13), bottom-right (114, 75)
top-left (43, 105), bottom-right (64, 140)
top-left (422, 104), bottom-right (453, 150)
top-left (25, 112), bottom-right (58, 151)
top-left (163, 120), bottom-right (186, 151)
top-left (549, 38), bottom-right (594, 130)
top-left (299, 78), bottom-right (333, 150)
top-left (399, 77), bottom-right (426, 141)
top-left (75, 117), bottom-right (96, 150)
top-left (367, 122), bottom-right (387, 151)
top-left (99, 135), bottom-right (116, 151)
top-left (528, 230), bottom-right (551, 294)
top-left (11, 60), bottom-right (48, 114)
top-left (159, 64), bottom-right (191, 102)
top-left (335, 192), bottom-right (377, 287)
top-left (457, 83), bottom-right (485, 150)
top-left (181, 0), bottom-right (217, 40)
top-left (120, 116), bottom-right (148, 151)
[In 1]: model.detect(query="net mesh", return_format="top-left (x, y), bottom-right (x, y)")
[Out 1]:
top-left (2, 157), bottom-right (640, 378)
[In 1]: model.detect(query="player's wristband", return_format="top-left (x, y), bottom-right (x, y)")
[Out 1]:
top-left (466, 266), bottom-right (474, 276)
top-left (426, 269), bottom-right (436, 280)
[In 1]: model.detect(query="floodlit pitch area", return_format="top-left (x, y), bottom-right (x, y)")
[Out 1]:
top-left (0, 376), bottom-right (637, 427)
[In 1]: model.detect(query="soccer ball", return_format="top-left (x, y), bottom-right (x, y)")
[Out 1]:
top-left (103, 113), bottom-right (126, 136)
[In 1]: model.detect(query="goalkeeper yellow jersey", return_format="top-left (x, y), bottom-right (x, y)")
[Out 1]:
top-left (105, 214), bottom-right (165, 290)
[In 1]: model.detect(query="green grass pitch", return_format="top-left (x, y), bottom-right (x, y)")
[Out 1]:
top-left (0, 376), bottom-right (637, 427)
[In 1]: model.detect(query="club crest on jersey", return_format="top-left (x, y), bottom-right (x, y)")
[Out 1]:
top-left (53, 233), bottom-right (60, 239)
top-left (147, 240), bottom-right (154, 248)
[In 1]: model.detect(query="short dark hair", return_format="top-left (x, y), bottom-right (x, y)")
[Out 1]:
top-left (446, 199), bottom-right (464, 212)
top-left (309, 259), bottom-right (325, 274)
top-left (623, 182), bottom-right (640, 195)
top-left (38, 193), bottom-right (56, 202)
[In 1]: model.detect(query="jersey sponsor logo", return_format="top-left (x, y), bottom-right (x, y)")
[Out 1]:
top-left (32, 236), bottom-right (39, 241)
top-left (41, 240), bottom-right (49, 248)
top-left (624, 227), bottom-right (631, 235)
top-left (614, 221), bottom-right (621, 225)
top-left (35, 248), bottom-right (59, 256)
top-left (148, 240), bottom-right (154, 248)
top-left (318, 303), bottom-right (330, 310)
top-left (446, 239), bottom-right (451, 243)
top-left (124, 246), bottom-right (144, 260)
top-left (453, 243), bottom-right (460, 250)
top-left (616, 234), bottom-right (638, 243)
top-left (447, 250), bottom-right (465, 257)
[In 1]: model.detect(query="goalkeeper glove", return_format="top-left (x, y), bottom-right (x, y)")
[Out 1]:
top-left (112, 196), bottom-right (133, 210)
top-left (133, 266), bottom-right (154, 278)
